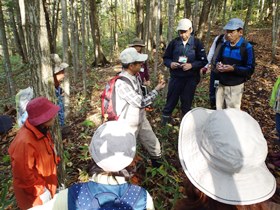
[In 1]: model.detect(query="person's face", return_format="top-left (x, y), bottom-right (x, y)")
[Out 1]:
top-left (134, 46), bottom-right (143, 53)
top-left (129, 61), bottom-right (143, 74)
top-left (226, 29), bottom-right (242, 44)
top-left (42, 116), bottom-right (56, 128)
top-left (179, 28), bottom-right (192, 41)
top-left (54, 70), bottom-right (65, 87)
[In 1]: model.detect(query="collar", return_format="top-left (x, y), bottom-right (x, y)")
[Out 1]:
top-left (177, 35), bottom-right (194, 46)
top-left (120, 70), bottom-right (138, 82)
top-left (24, 119), bottom-right (46, 140)
top-left (90, 174), bottom-right (127, 185)
top-left (225, 37), bottom-right (244, 48)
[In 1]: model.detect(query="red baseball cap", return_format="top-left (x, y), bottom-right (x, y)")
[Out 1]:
top-left (26, 97), bottom-right (60, 126)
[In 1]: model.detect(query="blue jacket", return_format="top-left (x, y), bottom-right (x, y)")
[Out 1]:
top-left (216, 37), bottom-right (255, 86)
top-left (163, 36), bottom-right (207, 78)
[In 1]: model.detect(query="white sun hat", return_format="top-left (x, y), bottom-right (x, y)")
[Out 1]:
top-left (50, 54), bottom-right (69, 74)
top-left (119, 47), bottom-right (148, 64)
top-left (89, 121), bottom-right (136, 172)
top-left (178, 108), bottom-right (276, 205)
top-left (176, 18), bottom-right (193, 32)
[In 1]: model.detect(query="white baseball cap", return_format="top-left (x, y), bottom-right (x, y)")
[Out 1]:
top-left (179, 108), bottom-right (276, 205)
top-left (120, 47), bottom-right (148, 64)
top-left (176, 18), bottom-right (193, 32)
top-left (89, 121), bottom-right (136, 172)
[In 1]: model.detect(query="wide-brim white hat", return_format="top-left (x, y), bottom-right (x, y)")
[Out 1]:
top-left (120, 47), bottom-right (148, 64)
top-left (178, 108), bottom-right (276, 205)
top-left (89, 121), bottom-right (136, 172)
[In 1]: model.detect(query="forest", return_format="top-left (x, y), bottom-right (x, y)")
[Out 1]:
top-left (0, 0), bottom-right (280, 209)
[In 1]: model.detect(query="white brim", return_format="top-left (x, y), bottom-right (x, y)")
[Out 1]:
top-left (178, 108), bottom-right (276, 205)
top-left (136, 54), bottom-right (148, 62)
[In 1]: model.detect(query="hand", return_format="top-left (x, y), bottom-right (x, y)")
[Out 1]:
top-left (170, 62), bottom-right (180, 69)
top-left (217, 62), bottom-right (234, 72)
top-left (155, 80), bottom-right (166, 91)
top-left (200, 67), bottom-right (208, 75)
top-left (181, 63), bottom-right (192, 71)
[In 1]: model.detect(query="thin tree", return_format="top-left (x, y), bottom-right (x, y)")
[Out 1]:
top-left (81, 0), bottom-right (87, 96)
top-left (196, 0), bottom-right (213, 39)
top-left (272, 0), bottom-right (280, 62)
top-left (243, 0), bottom-right (253, 36)
top-left (135, 0), bottom-right (144, 38)
top-left (184, 0), bottom-right (191, 18)
top-left (167, 0), bottom-right (175, 44)
top-left (0, 0), bottom-right (15, 96)
top-left (153, 0), bottom-right (161, 78)
top-left (61, 0), bottom-right (70, 119)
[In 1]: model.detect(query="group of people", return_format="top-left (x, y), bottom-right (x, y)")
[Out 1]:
top-left (7, 17), bottom-right (278, 210)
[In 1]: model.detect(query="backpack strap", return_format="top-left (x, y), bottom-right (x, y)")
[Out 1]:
top-left (120, 184), bottom-right (145, 208)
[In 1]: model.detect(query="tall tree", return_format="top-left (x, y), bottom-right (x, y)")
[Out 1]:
top-left (135, 0), bottom-right (144, 38)
top-left (184, 0), bottom-right (191, 18)
top-left (81, 0), bottom-right (87, 96)
top-left (89, 0), bottom-right (109, 66)
top-left (7, 2), bottom-right (27, 63)
top-left (22, 0), bottom-right (65, 185)
top-left (0, 0), bottom-right (15, 96)
top-left (243, 0), bottom-right (254, 36)
top-left (167, 0), bottom-right (175, 44)
top-left (61, 0), bottom-right (70, 119)
top-left (272, 0), bottom-right (280, 61)
top-left (153, 0), bottom-right (161, 77)
top-left (196, 0), bottom-right (212, 39)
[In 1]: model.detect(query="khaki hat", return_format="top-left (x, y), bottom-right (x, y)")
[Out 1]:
top-left (129, 38), bottom-right (145, 47)
top-left (179, 108), bottom-right (276, 205)
top-left (176, 18), bottom-right (193, 32)
top-left (50, 54), bottom-right (69, 74)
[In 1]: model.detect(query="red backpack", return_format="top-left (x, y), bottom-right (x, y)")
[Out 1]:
top-left (101, 75), bottom-right (132, 122)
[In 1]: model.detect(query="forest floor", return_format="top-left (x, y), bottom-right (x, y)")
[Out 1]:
top-left (1, 27), bottom-right (280, 209)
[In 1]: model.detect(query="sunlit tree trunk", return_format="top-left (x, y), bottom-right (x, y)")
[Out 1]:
top-left (153, 0), bottom-right (161, 77)
top-left (81, 0), bottom-right (87, 96)
top-left (7, 3), bottom-right (27, 63)
top-left (135, 0), bottom-right (144, 38)
top-left (114, 0), bottom-right (119, 55)
top-left (197, 0), bottom-right (212, 39)
top-left (61, 0), bottom-right (70, 119)
top-left (143, 0), bottom-right (150, 48)
top-left (243, 0), bottom-right (253, 36)
top-left (272, 0), bottom-right (280, 61)
top-left (167, 0), bottom-right (175, 44)
top-left (70, 0), bottom-right (78, 81)
top-left (0, 0), bottom-right (15, 96)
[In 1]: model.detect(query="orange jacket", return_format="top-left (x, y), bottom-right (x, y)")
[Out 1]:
top-left (8, 119), bottom-right (59, 210)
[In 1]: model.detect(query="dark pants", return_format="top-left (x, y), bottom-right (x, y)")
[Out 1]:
top-left (209, 71), bottom-right (219, 106)
top-left (276, 113), bottom-right (280, 140)
top-left (162, 76), bottom-right (199, 117)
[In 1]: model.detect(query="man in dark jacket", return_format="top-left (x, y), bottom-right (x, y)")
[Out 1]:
top-left (162, 18), bottom-right (207, 125)
top-left (215, 18), bottom-right (255, 109)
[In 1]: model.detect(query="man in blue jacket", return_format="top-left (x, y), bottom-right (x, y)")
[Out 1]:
top-left (162, 18), bottom-right (207, 125)
top-left (215, 18), bottom-right (255, 109)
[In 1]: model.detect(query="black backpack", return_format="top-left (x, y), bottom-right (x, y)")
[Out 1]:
top-left (215, 36), bottom-right (256, 80)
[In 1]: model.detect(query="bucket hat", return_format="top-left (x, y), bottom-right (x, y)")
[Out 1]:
top-left (120, 47), bottom-right (148, 64)
top-left (176, 18), bottom-right (193, 32)
top-left (89, 121), bottom-right (136, 172)
top-left (179, 108), bottom-right (276, 205)
top-left (50, 54), bottom-right (69, 74)
top-left (223, 18), bottom-right (244, 30)
top-left (129, 38), bottom-right (145, 47)
top-left (26, 97), bottom-right (60, 126)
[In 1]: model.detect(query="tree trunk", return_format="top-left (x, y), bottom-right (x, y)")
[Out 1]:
top-left (196, 0), bottom-right (212, 39)
top-left (143, 0), bottom-right (150, 48)
top-left (153, 0), bottom-right (161, 78)
top-left (167, 0), bottom-right (175, 44)
top-left (184, 0), bottom-right (191, 18)
top-left (272, 0), bottom-right (280, 61)
top-left (14, 0), bottom-right (28, 63)
top-left (89, 0), bottom-right (109, 66)
top-left (222, 0), bottom-right (227, 25)
top-left (81, 0), bottom-right (87, 96)
top-left (176, 0), bottom-right (180, 17)
top-left (114, 0), bottom-right (119, 55)
top-left (23, 0), bottom-right (65, 186)
top-left (42, 0), bottom-right (55, 53)
top-left (192, 0), bottom-right (199, 32)
top-left (70, 0), bottom-right (78, 81)
top-left (0, 0), bottom-right (15, 96)
top-left (243, 0), bottom-right (253, 36)
top-left (7, 3), bottom-right (27, 63)
top-left (135, 0), bottom-right (144, 38)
